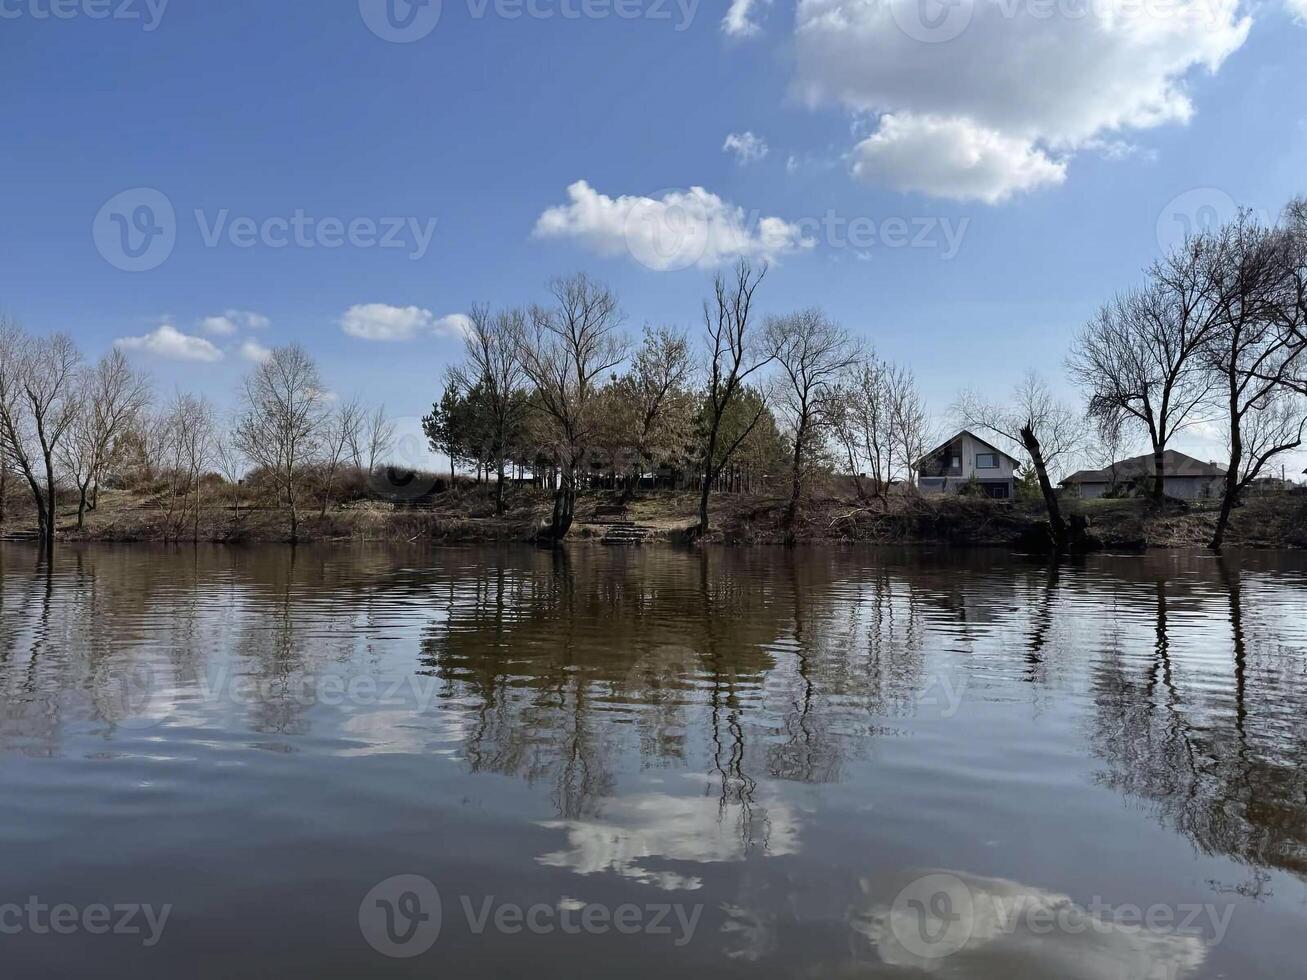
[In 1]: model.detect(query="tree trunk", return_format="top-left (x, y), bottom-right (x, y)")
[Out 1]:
top-left (698, 424), bottom-right (722, 536)
top-left (42, 451), bottom-right (57, 550)
top-left (77, 484), bottom-right (88, 530)
top-left (1151, 446), bottom-right (1166, 503)
top-left (1020, 424), bottom-right (1068, 552)
top-left (550, 468), bottom-right (575, 540)
top-left (1210, 391), bottom-right (1242, 552)
top-left (786, 419), bottom-right (807, 530)
top-left (495, 457), bottom-right (506, 516)
top-left (288, 482), bottom-right (299, 543)
top-left (845, 444), bottom-right (866, 501)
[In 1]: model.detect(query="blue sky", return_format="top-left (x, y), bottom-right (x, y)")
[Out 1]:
top-left (3, 0), bottom-right (1307, 470)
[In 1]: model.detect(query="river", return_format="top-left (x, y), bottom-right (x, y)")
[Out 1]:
top-left (1, 543), bottom-right (1304, 977)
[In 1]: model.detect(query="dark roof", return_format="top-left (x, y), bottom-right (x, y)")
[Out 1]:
top-left (914, 429), bottom-right (1022, 468)
top-left (1061, 450), bottom-right (1226, 485)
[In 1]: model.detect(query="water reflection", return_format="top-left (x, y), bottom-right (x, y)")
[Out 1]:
top-left (1, 543), bottom-right (1305, 977)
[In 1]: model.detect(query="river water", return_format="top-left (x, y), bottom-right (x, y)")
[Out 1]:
top-left (0, 543), bottom-right (1304, 977)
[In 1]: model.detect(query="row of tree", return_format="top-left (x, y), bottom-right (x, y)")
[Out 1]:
top-left (0, 321), bottom-right (396, 548)
top-left (422, 265), bottom-right (934, 540)
top-left (932, 197), bottom-right (1307, 551)
top-left (5, 196), bottom-right (1304, 551)
top-left (427, 198), bottom-right (1307, 550)
top-left (1070, 199), bottom-right (1307, 549)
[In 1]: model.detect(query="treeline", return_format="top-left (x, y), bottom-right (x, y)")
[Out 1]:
top-left (4, 197), bottom-right (1305, 552)
top-left (1071, 198), bottom-right (1307, 550)
top-left (421, 263), bottom-right (932, 539)
top-left (0, 322), bottom-right (395, 548)
top-left (951, 196), bottom-right (1307, 552)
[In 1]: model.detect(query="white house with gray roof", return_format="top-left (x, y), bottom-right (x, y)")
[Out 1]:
top-left (915, 430), bottom-right (1021, 499)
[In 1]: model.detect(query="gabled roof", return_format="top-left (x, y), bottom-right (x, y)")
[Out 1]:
top-left (915, 430), bottom-right (1022, 468)
top-left (1061, 450), bottom-right (1226, 485)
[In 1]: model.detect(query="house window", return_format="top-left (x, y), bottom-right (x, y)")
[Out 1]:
top-left (976, 453), bottom-right (998, 469)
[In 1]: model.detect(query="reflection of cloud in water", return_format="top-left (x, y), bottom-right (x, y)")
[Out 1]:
top-left (858, 870), bottom-right (1208, 979)
top-left (336, 707), bottom-right (469, 757)
top-left (537, 778), bottom-right (801, 890)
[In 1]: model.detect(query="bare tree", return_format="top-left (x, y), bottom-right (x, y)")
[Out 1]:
top-left (233, 344), bottom-right (329, 542)
top-left (887, 362), bottom-right (931, 489)
top-left (452, 305), bottom-right (531, 515)
top-left (0, 322), bottom-right (82, 548)
top-left (519, 275), bottom-right (626, 539)
top-left (1202, 211), bottom-right (1307, 549)
top-left (1086, 414), bottom-right (1139, 495)
top-left (829, 353), bottom-right (931, 503)
top-left (612, 325), bottom-right (693, 501)
top-left (213, 430), bottom-right (246, 486)
top-left (352, 403), bottom-right (396, 475)
top-left (57, 348), bottom-right (151, 529)
top-left (1070, 240), bottom-right (1221, 502)
top-left (956, 372), bottom-right (1082, 550)
top-left (828, 359), bottom-right (885, 501)
top-left (158, 391), bottom-right (216, 541)
top-left (319, 397), bottom-right (364, 519)
top-left (698, 260), bottom-right (773, 535)
top-left (766, 309), bottom-right (860, 528)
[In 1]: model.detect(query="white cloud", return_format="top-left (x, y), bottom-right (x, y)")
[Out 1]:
top-left (533, 180), bottom-right (814, 272)
top-left (201, 309), bottom-right (270, 335)
top-left (723, 0), bottom-right (770, 36)
top-left (851, 113), bottom-right (1067, 203)
top-left (238, 338), bottom-right (273, 364)
top-left (1288, 0), bottom-right (1307, 21)
top-left (115, 324), bottom-right (224, 362)
top-left (340, 303), bottom-right (471, 342)
top-left (723, 130), bottom-right (770, 165)
top-left (793, 0), bottom-right (1251, 201)
top-left (537, 779), bottom-right (800, 891)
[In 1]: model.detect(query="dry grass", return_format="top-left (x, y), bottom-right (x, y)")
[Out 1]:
top-left (4, 482), bottom-right (1303, 549)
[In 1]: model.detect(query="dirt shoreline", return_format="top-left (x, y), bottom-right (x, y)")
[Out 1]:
top-left (7, 487), bottom-right (1300, 551)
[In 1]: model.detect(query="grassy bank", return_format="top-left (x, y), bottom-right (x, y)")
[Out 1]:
top-left (5, 483), bottom-right (1302, 550)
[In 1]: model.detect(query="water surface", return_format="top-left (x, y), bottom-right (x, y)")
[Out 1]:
top-left (1, 543), bottom-right (1305, 977)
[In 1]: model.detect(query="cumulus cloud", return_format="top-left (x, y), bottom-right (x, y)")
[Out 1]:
top-left (238, 338), bottom-right (273, 363)
top-left (1288, 0), bottom-right (1307, 20)
top-left (533, 180), bottom-right (813, 272)
top-left (115, 324), bottom-right (223, 362)
top-left (340, 303), bottom-right (471, 342)
top-left (201, 309), bottom-right (270, 335)
top-left (851, 114), bottom-right (1067, 203)
top-left (722, 0), bottom-right (770, 36)
top-left (793, 0), bottom-right (1251, 202)
top-left (723, 131), bottom-right (770, 165)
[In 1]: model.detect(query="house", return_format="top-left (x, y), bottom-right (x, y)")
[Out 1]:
top-left (1060, 450), bottom-right (1226, 500)
top-left (916, 430), bottom-right (1021, 499)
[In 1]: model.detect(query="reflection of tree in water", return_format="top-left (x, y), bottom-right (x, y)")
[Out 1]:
top-left (419, 547), bottom-right (790, 820)
top-left (417, 547), bottom-right (945, 839)
top-left (0, 544), bottom-right (388, 752)
top-left (1087, 555), bottom-right (1307, 879)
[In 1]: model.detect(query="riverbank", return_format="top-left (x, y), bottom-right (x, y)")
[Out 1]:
top-left (7, 485), bottom-right (1303, 550)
